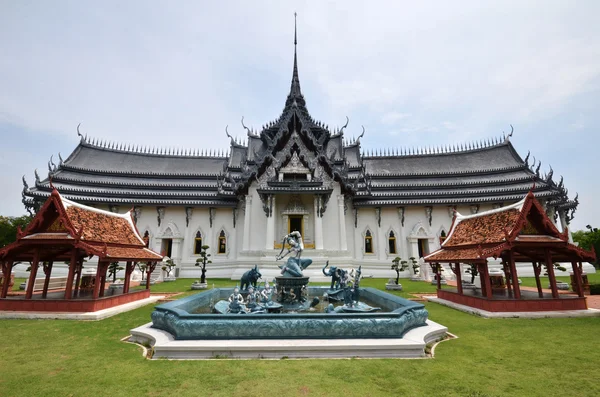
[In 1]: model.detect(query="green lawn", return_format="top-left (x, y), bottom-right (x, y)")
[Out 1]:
top-left (0, 278), bottom-right (599, 397)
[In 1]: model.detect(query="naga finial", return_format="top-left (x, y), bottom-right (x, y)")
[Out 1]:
top-left (77, 123), bottom-right (83, 139)
top-left (524, 150), bottom-right (530, 166)
top-left (225, 125), bottom-right (235, 145)
top-left (356, 126), bottom-right (365, 143)
top-left (241, 116), bottom-right (252, 136)
top-left (34, 169), bottom-right (40, 183)
top-left (504, 124), bottom-right (514, 140)
top-left (338, 116), bottom-right (349, 134)
top-left (22, 175), bottom-right (28, 191)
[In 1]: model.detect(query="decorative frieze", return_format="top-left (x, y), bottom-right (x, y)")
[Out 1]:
top-left (470, 204), bottom-right (480, 215)
top-left (397, 207), bottom-right (405, 227)
top-left (109, 204), bottom-right (119, 213)
top-left (375, 207), bottom-right (382, 227)
top-left (185, 207), bottom-right (193, 227)
top-left (156, 207), bottom-right (165, 227)
top-left (133, 206), bottom-right (142, 224)
top-left (447, 205), bottom-right (456, 219)
top-left (425, 206), bottom-right (433, 226)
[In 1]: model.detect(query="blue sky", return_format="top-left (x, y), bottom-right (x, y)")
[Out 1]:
top-left (1, 1), bottom-right (598, 231)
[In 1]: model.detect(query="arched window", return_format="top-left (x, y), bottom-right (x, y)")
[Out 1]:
top-left (218, 230), bottom-right (227, 254)
top-left (439, 230), bottom-right (447, 244)
top-left (365, 230), bottom-right (373, 254)
top-left (193, 231), bottom-right (203, 254)
top-left (388, 231), bottom-right (397, 254)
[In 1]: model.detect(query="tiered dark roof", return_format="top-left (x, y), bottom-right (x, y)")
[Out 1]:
top-left (22, 23), bottom-right (578, 221)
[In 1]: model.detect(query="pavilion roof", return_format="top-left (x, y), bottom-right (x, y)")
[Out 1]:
top-left (0, 189), bottom-right (163, 262)
top-left (425, 191), bottom-right (595, 263)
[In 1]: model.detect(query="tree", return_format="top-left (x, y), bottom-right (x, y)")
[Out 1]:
top-left (465, 264), bottom-right (479, 284)
top-left (391, 256), bottom-right (408, 285)
top-left (542, 262), bottom-right (567, 276)
top-left (0, 215), bottom-right (32, 248)
top-left (162, 257), bottom-right (176, 278)
top-left (107, 262), bottom-right (124, 283)
top-left (409, 257), bottom-right (419, 275)
top-left (136, 262), bottom-right (147, 281)
top-left (572, 226), bottom-right (600, 269)
top-left (195, 245), bottom-right (211, 283)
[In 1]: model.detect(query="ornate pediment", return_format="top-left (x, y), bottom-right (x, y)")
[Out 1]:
top-left (282, 194), bottom-right (309, 215)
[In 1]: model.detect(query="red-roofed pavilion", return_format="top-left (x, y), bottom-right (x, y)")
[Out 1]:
top-left (425, 191), bottom-right (595, 312)
top-left (0, 189), bottom-right (163, 312)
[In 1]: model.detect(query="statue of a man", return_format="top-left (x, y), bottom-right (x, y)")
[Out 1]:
top-left (276, 231), bottom-right (312, 277)
top-left (275, 231), bottom-right (303, 261)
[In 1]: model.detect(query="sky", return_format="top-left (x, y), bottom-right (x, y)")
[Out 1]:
top-left (1, 0), bottom-right (598, 231)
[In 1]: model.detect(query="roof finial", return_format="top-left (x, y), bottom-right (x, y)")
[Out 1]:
top-left (286, 12), bottom-right (304, 106)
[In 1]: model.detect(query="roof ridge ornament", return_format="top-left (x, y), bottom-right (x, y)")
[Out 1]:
top-left (504, 124), bottom-right (514, 142)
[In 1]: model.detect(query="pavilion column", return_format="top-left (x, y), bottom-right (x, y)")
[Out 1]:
top-left (435, 264), bottom-right (442, 290)
top-left (64, 249), bottom-right (78, 299)
top-left (570, 261), bottom-right (584, 298)
top-left (25, 248), bottom-right (41, 299)
top-left (42, 261), bottom-right (54, 299)
top-left (544, 249), bottom-right (559, 299)
top-left (337, 195), bottom-right (347, 251)
top-left (73, 260), bottom-right (83, 298)
top-left (146, 262), bottom-right (157, 289)
top-left (98, 263), bottom-right (109, 298)
top-left (453, 262), bottom-right (462, 295)
top-left (123, 261), bottom-right (133, 294)
top-left (480, 263), bottom-right (492, 299)
top-left (314, 196), bottom-right (324, 250)
top-left (507, 251), bottom-right (521, 299)
top-left (532, 262), bottom-right (543, 298)
top-left (265, 195), bottom-right (275, 250)
top-left (1, 260), bottom-right (13, 298)
top-left (502, 261), bottom-right (512, 294)
top-left (93, 261), bottom-right (106, 299)
top-left (242, 195), bottom-right (252, 251)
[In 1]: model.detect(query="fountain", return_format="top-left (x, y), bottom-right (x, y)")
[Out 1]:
top-left (130, 231), bottom-right (448, 359)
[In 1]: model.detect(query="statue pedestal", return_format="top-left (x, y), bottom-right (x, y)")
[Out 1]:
top-left (385, 283), bottom-right (403, 291)
top-left (275, 277), bottom-right (309, 306)
top-left (191, 282), bottom-right (208, 290)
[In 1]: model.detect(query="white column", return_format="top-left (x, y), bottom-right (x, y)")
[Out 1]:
top-left (171, 238), bottom-right (183, 274)
top-left (265, 195), bottom-right (275, 250)
top-left (337, 195), bottom-right (347, 251)
top-left (242, 195), bottom-right (252, 251)
top-left (314, 196), bottom-right (324, 250)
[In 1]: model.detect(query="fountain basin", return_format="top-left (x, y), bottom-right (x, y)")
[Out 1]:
top-left (150, 287), bottom-right (428, 340)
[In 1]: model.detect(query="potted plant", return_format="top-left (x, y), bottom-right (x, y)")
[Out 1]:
top-left (192, 245), bottom-right (211, 290)
top-left (409, 257), bottom-right (421, 281)
top-left (137, 262), bottom-right (147, 281)
top-left (107, 261), bottom-right (124, 292)
top-left (463, 264), bottom-right (478, 289)
top-left (161, 257), bottom-right (177, 281)
top-left (386, 257), bottom-right (407, 290)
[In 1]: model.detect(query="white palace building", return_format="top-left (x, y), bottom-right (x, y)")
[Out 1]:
top-left (21, 25), bottom-right (587, 280)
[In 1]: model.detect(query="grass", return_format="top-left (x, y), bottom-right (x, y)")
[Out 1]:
top-left (0, 278), bottom-right (599, 396)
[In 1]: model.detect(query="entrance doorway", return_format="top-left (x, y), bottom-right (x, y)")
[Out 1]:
top-left (417, 239), bottom-right (429, 259)
top-left (161, 239), bottom-right (173, 257)
top-left (289, 215), bottom-right (303, 235)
